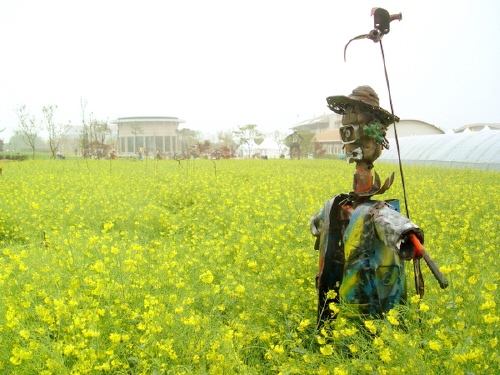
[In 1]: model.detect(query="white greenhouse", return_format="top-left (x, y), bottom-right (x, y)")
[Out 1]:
top-left (379, 130), bottom-right (500, 171)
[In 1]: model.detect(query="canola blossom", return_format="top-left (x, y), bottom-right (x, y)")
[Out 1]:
top-left (0, 158), bottom-right (498, 374)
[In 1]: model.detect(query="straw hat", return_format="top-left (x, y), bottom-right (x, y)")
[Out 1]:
top-left (326, 86), bottom-right (399, 125)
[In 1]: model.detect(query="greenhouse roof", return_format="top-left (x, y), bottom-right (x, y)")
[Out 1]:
top-left (379, 130), bottom-right (500, 171)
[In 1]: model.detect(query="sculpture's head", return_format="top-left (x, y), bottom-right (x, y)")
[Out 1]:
top-left (326, 85), bottom-right (399, 165)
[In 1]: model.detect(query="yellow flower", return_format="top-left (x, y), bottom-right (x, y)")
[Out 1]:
top-left (109, 333), bottom-right (122, 343)
top-left (199, 270), bottom-right (214, 284)
top-left (379, 347), bottom-right (392, 363)
top-left (297, 319), bottom-right (311, 332)
top-left (489, 337), bottom-right (498, 349)
top-left (19, 330), bottom-right (30, 340)
top-left (328, 303), bottom-right (340, 315)
top-left (387, 309), bottom-right (400, 325)
top-left (272, 344), bottom-right (285, 354)
top-left (320, 344), bottom-right (333, 356)
top-left (373, 337), bottom-right (384, 347)
top-left (439, 265), bottom-right (451, 274)
top-left (410, 294), bottom-right (421, 304)
top-left (468, 275), bottom-right (478, 285)
top-left (333, 366), bottom-right (348, 375)
top-left (364, 320), bottom-right (377, 334)
top-left (235, 284), bottom-right (245, 294)
top-left (259, 332), bottom-right (271, 342)
top-left (326, 289), bottom-right (337, 300)
top-left (428, 340), bottom-right (442, 351)
top-left (480, 300), bottom-right (496, 310)
top-left (63, 344), bottom-right (75, 356)
top-left (430, 317), bottom-right (442, 325)
top-left (483, 313), bottom-right (499, 323)
top-left (419, 302), bottom-right (430, 312)
top-left (452, 354), bottom-right (466, 364)
top-left (484, 282), bottom-right (497, 291)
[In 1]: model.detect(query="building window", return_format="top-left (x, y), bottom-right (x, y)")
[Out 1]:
top-left (172, 136), bottom-right (176, 152)
top-left (155, 136), bottom-right (163, 151)
top-left (134, 136), bottom-right (144, 151)
top-left (127, 137), bottom-right (134, 153)
top-left (165, 136), bottom-right (171, 152)
top-left (146, 136), bottom-right (154, 152)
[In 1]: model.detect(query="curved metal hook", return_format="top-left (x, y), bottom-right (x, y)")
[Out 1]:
top-left (343, 8), bottom-right (402, 61)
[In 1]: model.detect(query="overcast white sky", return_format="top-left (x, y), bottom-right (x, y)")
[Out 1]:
top-left (1, 0), bottom-right (499, 141)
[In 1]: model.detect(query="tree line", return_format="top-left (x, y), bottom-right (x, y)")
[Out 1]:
top-left (5, 102), bottom-right (319, 159)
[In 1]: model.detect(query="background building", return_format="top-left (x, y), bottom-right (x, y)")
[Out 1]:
top-left (386, 120), bottom-right (444, 137)
top-left (379, 129), bottom-right (500, 170)
top-left (453, 123), bottom-right (500, 133)
top-left (112, 116), bottom-right (184, 155)
top-left (291, 113), bottom-right (342, 135)
top-left (293, 113), bottom-right (445, 157)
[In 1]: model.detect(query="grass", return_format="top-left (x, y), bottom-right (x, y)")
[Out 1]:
top-left (0, 158), bottom-right (498, 374)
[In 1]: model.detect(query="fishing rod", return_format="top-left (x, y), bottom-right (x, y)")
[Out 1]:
top-left (343, 8), bottom-right (448, 296)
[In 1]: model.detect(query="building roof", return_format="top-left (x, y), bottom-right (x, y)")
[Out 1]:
top-left (313, 129), bottom-right (341, 142)
top-left (387, 119), bottom-right (444, 137)
top-left (111, 116), bottom-right (184, 124)
top-left (396, 119), bottom-right (443, 131)
top-left (291, 114), bottom-right (330, 131)
top-left (453, 123), bottom-right (500, 133)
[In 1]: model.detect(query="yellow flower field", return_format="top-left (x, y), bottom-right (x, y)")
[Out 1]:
top-left (0, 158), bottom-right (498, 374)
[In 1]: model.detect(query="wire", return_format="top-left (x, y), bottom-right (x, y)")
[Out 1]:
top-left (379, 40), bottom-right (410, 219)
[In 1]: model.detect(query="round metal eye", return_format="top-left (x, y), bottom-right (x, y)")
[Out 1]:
top-left (344, 128), bottom-right (352, 139)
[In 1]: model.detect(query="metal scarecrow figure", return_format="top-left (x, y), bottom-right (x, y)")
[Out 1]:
top-left (310, 9), bottom-right (448, 326)
top-left (286, 131), bottom-right (304, 159)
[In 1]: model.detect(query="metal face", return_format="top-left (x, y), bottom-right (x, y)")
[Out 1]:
top-left (339, 124), bottom-right (362, 144)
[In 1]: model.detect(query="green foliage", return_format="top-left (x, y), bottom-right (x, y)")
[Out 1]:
top-left (0, 154), bottom-right (28, 161)
top-left (0, 159), bottom-right (498, 374)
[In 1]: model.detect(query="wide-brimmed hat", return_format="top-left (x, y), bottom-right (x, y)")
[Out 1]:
top-left (326, 85), bottom-right (399, 125)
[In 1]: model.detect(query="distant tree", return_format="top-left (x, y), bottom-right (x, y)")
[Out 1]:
top-left (233, 124), bottom-right (263, 158)
top-left (217, 130), bottom-right (235, 147)
top-left (195, 140), bottom-right (211, 157)
top-left (80, 98), bottom-right (91, 157)
top-left (177, 128), bottom-right (199, 154)
top-left (15, 104), bottom-right (41, 159)
top-left (80, 98), bottom-right (111, 158)
top-left (42, 105), bottom-right (70, 159)
top-left (130, 123), bottom-right (144, 153)
top-left (90, 119), bottom-right (111, 158)
top-left (7, 132), bottom-right (32, 152)
top-left (273, 130), bottom-right (288, 157)
top-left (0, 138), bottom-right (3, 152)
